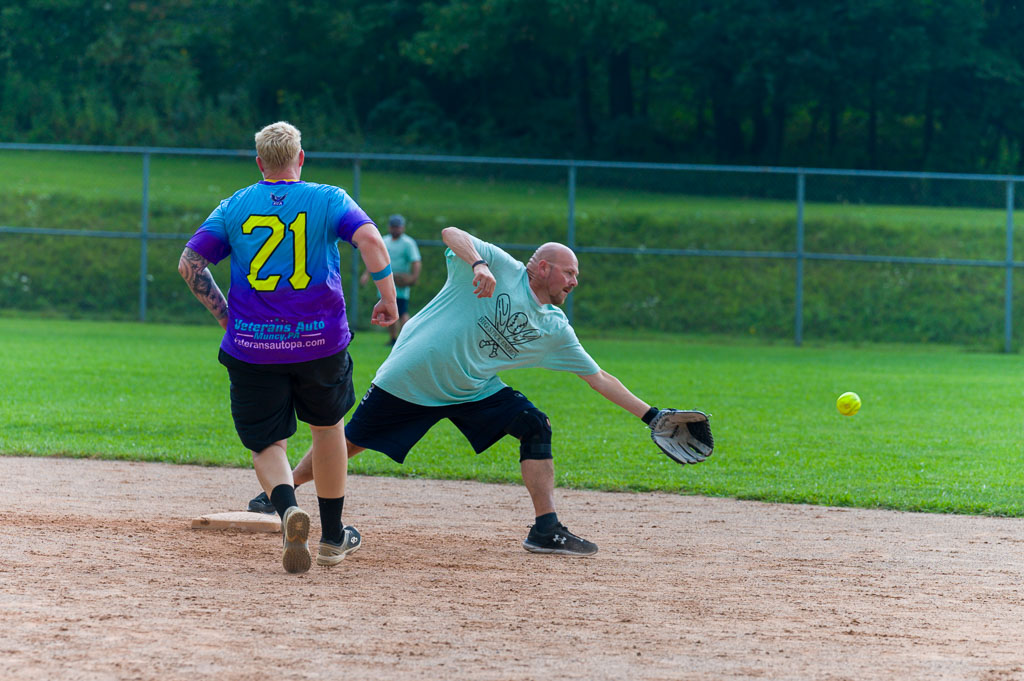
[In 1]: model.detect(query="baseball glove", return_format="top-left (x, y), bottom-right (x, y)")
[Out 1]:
top-left (647, 409), bottom-right (714, 465)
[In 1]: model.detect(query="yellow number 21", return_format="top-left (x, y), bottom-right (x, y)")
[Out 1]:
top-left (241, 213), bottom-right (311, 291)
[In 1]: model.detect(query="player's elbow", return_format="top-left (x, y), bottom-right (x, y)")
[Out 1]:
top-left (580, 370), bottom-right (605, 392)
top-left (177, 255), bottom-right (192, 281)
top-left (441, 226), bottom-right (462, 246)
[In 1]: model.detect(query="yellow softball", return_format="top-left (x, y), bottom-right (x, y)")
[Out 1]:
top-left (836, 391), bottom-right (861, 416)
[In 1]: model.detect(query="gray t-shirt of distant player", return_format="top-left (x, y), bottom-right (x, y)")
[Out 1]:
top-left (373, 235), bottom-right (600, 406)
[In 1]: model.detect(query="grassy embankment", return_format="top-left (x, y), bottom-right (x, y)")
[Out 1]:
top-left (2, 150), bottom-right (1023, 348)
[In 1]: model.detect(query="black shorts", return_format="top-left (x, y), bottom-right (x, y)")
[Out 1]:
top-left (345, 385), bottom-right (536, 464)
top-left (396, 298), bottom-right (409, 316)
top-left (218, 348), bottom-right (356, 453)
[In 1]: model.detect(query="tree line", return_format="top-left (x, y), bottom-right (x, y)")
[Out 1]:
top-left (3, 0), bottom-right (1024, 172)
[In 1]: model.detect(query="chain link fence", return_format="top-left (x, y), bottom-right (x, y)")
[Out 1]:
top-left (2, 143), bottom-right (1022, 350)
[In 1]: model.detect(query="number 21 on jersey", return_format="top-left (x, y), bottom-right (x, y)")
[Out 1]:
top-left (241, 213), bottom-right (311, 291)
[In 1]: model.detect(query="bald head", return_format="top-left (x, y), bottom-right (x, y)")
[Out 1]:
top-left (527, 242), bottom-right (575, 273)
top-left (527, 242), bottom-right (579, 306)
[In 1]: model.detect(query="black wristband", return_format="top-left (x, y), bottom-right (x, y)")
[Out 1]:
top-left (641, 406), bottom-right (659, 425)
top-left (471, 259), bottom-right (488, 268)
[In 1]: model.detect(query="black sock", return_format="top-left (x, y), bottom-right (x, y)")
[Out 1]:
top-left (318, 496), bottom-right (345, 544)
top-left (535, 512), bottom-right (559, 534)
top-left (269, 484), bottom-right (297, 518)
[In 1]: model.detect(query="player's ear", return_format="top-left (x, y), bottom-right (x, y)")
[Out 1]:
top-left (256, 156), bottom-right (265, 173)
top-left (297, 149), bottom-right (305, 167)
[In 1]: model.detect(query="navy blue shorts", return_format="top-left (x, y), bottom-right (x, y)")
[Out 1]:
top-left (345, 385), bottom-right (536, 464)
top-left (219, 348), bottom-right (355, 453)
top-left (396, 298), bottom-right (409, 316)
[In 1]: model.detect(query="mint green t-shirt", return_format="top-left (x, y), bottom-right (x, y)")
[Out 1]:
top-left (373, 236), bottom-right (600, 406)
top-left (385, 233), bottom-right (421, 299)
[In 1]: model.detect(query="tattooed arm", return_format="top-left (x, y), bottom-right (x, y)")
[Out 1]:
top-left (178, 247), bottom-right (229, 330)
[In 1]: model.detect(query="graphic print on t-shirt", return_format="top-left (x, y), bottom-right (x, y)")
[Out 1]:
top-left (476, 293), bottom-right (542, 358)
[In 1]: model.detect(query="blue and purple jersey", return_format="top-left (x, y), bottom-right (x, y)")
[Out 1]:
top-left (186, 179), bottom-right (372, 364)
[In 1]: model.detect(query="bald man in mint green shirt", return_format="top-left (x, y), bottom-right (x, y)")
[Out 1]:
top-left (256, 227), bottom-right (660, 556)
top-left (371, 232), bottom-right (598, 404)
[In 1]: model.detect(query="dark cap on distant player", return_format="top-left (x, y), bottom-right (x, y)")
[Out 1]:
top-left (388, 214), bottom-right (406, 227)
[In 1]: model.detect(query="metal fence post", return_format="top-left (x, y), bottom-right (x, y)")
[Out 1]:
top-left (795, 172), bottom-right (805, 346)
top-left (1005, 181), bottom-right (1015, 353)
top-left (349, 158), bottom-right (361, 327)
top-left (566, 164), bottom-right (577, 324)
top-left (139, 152), bottom-right (150, 322)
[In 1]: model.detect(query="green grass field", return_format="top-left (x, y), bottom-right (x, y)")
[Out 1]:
top-left (3, 317), bottom-right (1022, 516)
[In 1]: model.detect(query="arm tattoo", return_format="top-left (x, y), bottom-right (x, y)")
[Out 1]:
top-left (179, 248), bottom-right (229, 323)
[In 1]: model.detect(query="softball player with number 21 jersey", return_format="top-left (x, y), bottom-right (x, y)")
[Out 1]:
top-left (179, 121), bottom-right (398, 574)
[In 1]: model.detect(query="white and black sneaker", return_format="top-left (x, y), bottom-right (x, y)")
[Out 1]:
top-left (522, 523), bottom-right (598, 556)
top-left (316, 525), bottom-right (362, 566)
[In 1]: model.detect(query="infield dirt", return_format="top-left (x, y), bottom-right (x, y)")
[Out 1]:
top-left (2, 455), bottom-right (1023, 681)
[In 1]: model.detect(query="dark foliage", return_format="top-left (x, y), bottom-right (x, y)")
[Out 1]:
top-left (3, 1), bottom-right (1024, 172)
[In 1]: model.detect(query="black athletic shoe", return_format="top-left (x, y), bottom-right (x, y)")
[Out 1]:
top-left (522, 522), bottom-right (598, 556)
top-left (248, 491), bottom-right (276, 514)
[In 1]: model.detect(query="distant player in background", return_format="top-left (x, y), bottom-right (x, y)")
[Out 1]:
top-left (361, 213), bottom-right (421, 345)
top-left (250, 226), bottom-right (689, 556)
top-left (178, 121), bottom-right (398, 573)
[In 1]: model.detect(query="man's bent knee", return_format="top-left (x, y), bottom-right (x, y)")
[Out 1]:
top-left (505, 408), bottom-right (552, 462)
top-left (251, 439), bottom-right (287, 456)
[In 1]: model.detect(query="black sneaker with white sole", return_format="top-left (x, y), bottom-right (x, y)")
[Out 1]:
top-left (522, 522), bottom-right (598, 556)
top-left (248, 491), bottom-right (276, 514)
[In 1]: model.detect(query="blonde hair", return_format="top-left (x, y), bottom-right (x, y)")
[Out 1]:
top-left (254, 121), bottom-right (302, 171)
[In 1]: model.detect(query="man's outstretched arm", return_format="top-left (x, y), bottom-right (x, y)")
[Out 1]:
top-left (178, 247), bottom-right (229, 329)
top-left (579, 370), bottom-right (651, 419)
top-left (582, 369), bottom-right (714, 465)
